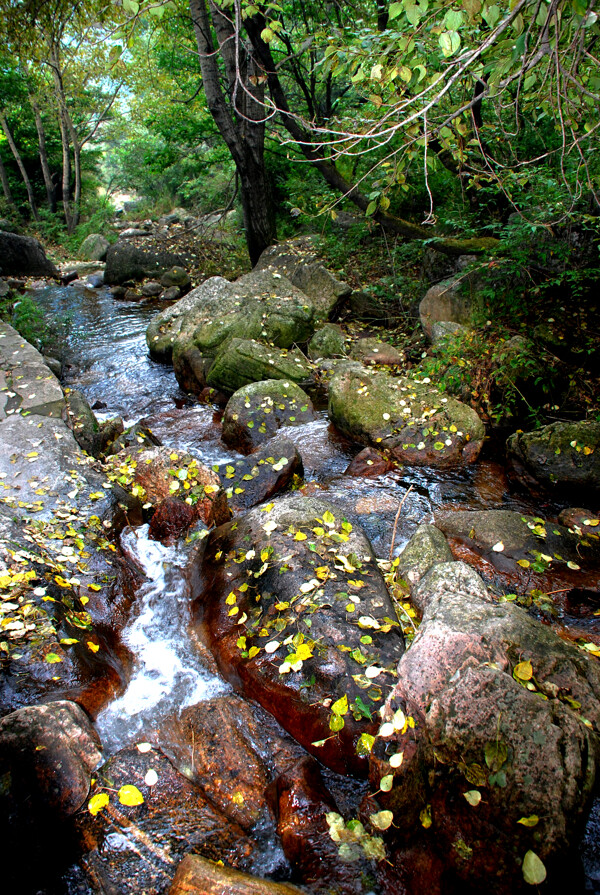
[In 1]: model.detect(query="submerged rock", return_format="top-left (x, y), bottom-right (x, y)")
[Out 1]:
top-left (507, 420), bottom-right (600, 497)
top-left (222, 379), bottom-right (317, 453)
top-left (194, 493), bottom-right (404, 776)
top-left (344, 447), bottom-right (396, 478)
top-left (365, 527), bottom-right (600, 894)
top-left (329, 362), bottom-right (485, 467)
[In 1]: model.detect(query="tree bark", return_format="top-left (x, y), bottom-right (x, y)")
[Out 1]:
top-left (48, 42), bottom-right (78, 231)
top-left (0, 112), bottom-right (39, 221)
top-left (29, 95), bottom-right (57, 213)
top-left (0, 154), bottom-right (15, 207)
top-left (189, 0), bottom-right (276, 264)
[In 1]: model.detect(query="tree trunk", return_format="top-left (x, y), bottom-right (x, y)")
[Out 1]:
top-left (48, 43), bottom-right (76, 231)
top-left (189, 0), bottom-right (276, 264)
top-left (29, 95), bottom-right (57, 213)
top-left (0, 154), bottom-right (15, 207)
top-left (0, 112), bottom-right (39, 221)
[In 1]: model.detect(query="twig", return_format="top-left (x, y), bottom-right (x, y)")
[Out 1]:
top-left (389, 485), bottom-right (414, 561)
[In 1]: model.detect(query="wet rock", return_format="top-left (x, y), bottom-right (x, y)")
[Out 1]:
top-left (107, 421), bottom-right (162, 455)
top-left (0, 229), bottom-right (58, 277)
top-left (435, 508), bottom-right (600, 575)
top-left (397, 523), bottom-right (454, 596)
top-left (349, 337), bottom-right (404, 366)
top-left (149, 497), bottom-right (197, 542)
top-left (344, 447), bottom-right (396, 478)
top-left (216, 438), bottom-right (303, 510)
top-left (79, 233), bottom-right (109, 262)
top-left (109, 445), bottom-right (229, 528)
top-left (308, 323), bottom-right (347, 360)
top-left (207, 339), bottom-right (314, 397)
top-left (124, 288), bottom-right (143, 301)
top-left (148, 269), bottom-right (315, 373)
top-left (507, 420), bottom-right (600, 497)
top-left (160, 265), bottom-right (191, 290)
top-left (43, 354), bottom-right (62, 377)
top-left (0, 321), bottom-right (65, 418)
top-left (64, 388), bottom-right (124, 457)
top-left (79, 745), bottom-right (256, 894)
top-left (419, 274), bottom-right (475, 341)
top-left (272, 757), bottom-right (371, 894)
top-left (162, 285), bottom-right (181, 301)
top-left (329, 362), bottom-right (485, 467)
top-left (558, 508), bottom-right (600, 536)
top-left (222, 379), bottom-right (317, 453)
top-left (142, 279), bottom-right (163, 297)
top-left (0, 700), bottom-right (102, 830)
top-left (110, 285), bottom-right (127, 298)
top-left (369, 558), bottom-right (600, 894)
top-left (256, 236), bottom-right (351, 321)
top-left (105, 242), bottom-right (188, 285)
top-left (86, 272), bottom-right (104, 288)
top-left (169, 854), bottom-right (304, 895)
top-left (194, 493), bottom-right (404, 776)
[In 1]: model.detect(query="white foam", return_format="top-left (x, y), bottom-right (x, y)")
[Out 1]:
top-left (96, 525), bottom-right (227, 753)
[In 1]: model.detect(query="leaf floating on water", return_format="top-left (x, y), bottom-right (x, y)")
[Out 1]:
top-left (522, 850), bottom-right (546, 885)
top-left (389, 751), bottom-right (404, 768)
top-left (380, 774), bottom-right (394, 792)
top-left (45, 653), bottom-right (62, 663)
top-left (88, 792), bottom-right (110, 816)
top-left (118, 785), bottom-right (144, 807)
top-left (264, 640), bottom-right (280, 654)
top-left (463, 790), bottom-right (481, 806)
top-left (370, 810), bottom-right (394, 831)
top-left (144, 769), bottom-right (158, 786)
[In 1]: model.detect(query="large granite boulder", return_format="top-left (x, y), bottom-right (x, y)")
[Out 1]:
top-left (206, 339), bottom-right (314, 397)
top-left (364, 531), bottom-right (600, 894)
top-left (194, 494), bottom-right (405, 776)
top-left (256, 236), bottom-right (351, 321)
top-left (328, 362), bottom-right (485, 467)
top-left (105, 241), bottom-right (188, 285)
top-left (0, 230), bottom-right (58, 277)
top-left (507, 420), bottom-right (600, 497)
top-left (222, 379), bottom-right (317, 453)
top-left (147, 269), bottom-right (317, 395)
top-left (78, 233), bottom-right (109, 262)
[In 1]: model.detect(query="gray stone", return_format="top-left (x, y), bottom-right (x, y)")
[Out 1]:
top-left (0, 230), bottom-right (58, 277)
top-left (64, 388), bottom-right (124, 457)
top-left (120, 227), bottom-right (150, 238)
top-left (105, 242), bottom-right (188, 285)
top-left (78, 233), bottom-right (109, 262)
top-left (397, 523), bottom-right (454, 595)
top-left (419, 274), bottom-right (475, 341)
top-left (349, 337), bottom-right (404, 366)
top-left (207, 339), bottom-right (314, 396)
top-left (430, 320), bottom-right (469, 343)
top-left (507, 420), bottom-right (600, 496)
top-left (0, 321), bottom-right (65, 418)
top-left (160, 265), bottom-right (191, 289)
top-left (222, 379), bottom-right (316, 453)
top-left (141, 280), bottom-right (163, 297)
top-left (86, 272), bottom-right (104, 288)
top-left (162, 285), bottom-right (181, 301)
top-left (0, 279), bottom-right (9, 298)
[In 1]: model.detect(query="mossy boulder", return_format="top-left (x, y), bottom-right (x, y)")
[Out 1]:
top-left (207, 339), bottom-right (314, 397)
top-left (308, 324), bottom-right (347, 360)
top-left (328, 362), bottom-right (485, 467)
top-left (507, 420), bottom-right (600, 496)
top-left (222, 379), bottom-right (317, 453)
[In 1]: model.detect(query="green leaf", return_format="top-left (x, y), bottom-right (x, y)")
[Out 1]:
top-left (439, 30), bottom-right (461, 57)
top-left (331, 694), bottom-right (349, 715)
top-left (388, 1), bottom-right (403, 20)
top-left (522, 850), bottom-right (546, 885)
top-left (482, 3), bottom-right (500, 27)
top-left (366, 201), bottom-right (378, 216)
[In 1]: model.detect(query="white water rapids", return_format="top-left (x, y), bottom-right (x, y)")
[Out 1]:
top-left (96, 524), bottom-right (227, 753)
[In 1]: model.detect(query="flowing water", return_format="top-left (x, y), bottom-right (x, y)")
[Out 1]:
top-left (33, 281), bottom-right (600, 892)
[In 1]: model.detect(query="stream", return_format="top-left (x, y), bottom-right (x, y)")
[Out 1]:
top-left (35, 280), bottom-right (600, 893)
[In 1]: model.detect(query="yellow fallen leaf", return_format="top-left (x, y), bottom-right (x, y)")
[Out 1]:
top-left (88, 792), bottom-right (110, 816)
top-left (118, 784), bottom-right (144, 807)
top-left (513, 659), bottom-right (533, 681)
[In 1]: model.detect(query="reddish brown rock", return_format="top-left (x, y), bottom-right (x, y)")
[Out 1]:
top-left (169, 854), bottom-right (304, 895)
top-left (149, 497), bottom-right (197, 542)
top-left (108, 446), bottom-right (229, 527)
top-left (216, 438), bottom-right (303, 511)
top-left (78, 745), bottom-right (255, 894)
top-left (194, 494), bottom-right (404, 776)
top-left (272, 758), bottom-right (371, 894)
top-left (345, 447), bottom-right (396, 478)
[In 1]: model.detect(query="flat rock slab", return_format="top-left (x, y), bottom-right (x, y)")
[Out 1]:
top-left (195, 493), bottom-right (404, 776)
top-left (0, 322), bottom-right (65, 418)
top-left (328, 362), bottom-right (484, 467)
